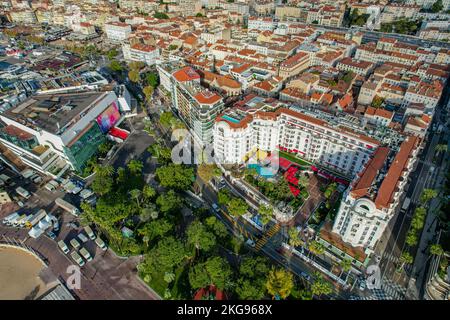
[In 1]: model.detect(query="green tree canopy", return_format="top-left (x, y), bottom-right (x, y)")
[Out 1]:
top-left (265, 268), bottom-right (294, 299)
top-left (156, 164), bottom-right (195, 190)
top-left (420, 189), bottom-right (438, 204)
top-left (156, 190), bottom-right (183, 214)
top-left (91, 165), bottom-right (114, 196)
top-left (226, 197), bottom-right (248, 217)
top-left (205, 216), bottom-right (228, 239)
top-left (197, 163), bottom-right (221, 184)
top-left (146, 72), bottom-right (159, 88)
top-left (138, 218), bottom-right (173, 243)
top-left (189, 256), bottom-right (233, 290)
top-left (128, 69), bottom-right (140, 83)
top-left (259, 205), bottom-right (273, 225)
top-left (109, 60), bottom-right (123, 73)
top-left (311, 273), bottom-right (333, 297)
top-left (187, 220), bottom-right (217, 253)
top-left (141, 236), bottom-right (186, 274)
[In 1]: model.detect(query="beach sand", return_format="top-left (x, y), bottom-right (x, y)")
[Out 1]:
top-left (0, 245), bottom-right (48, 300)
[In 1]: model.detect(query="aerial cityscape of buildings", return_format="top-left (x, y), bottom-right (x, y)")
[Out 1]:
top-left (0, 0), bottom-right (449, 303)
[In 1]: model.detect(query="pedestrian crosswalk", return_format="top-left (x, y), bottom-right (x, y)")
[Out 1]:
top-left (255, 224), bottom-right (280, 251)
top-left (382, 251), bottom-right (399, 264)
top-left (361, 278), bottom-right (407, 300)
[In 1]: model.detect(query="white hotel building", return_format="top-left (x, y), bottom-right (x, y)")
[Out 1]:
top-left (213, 100), bottom-right (380, 178)
top-left (331, 136), bottom-right (420, 253)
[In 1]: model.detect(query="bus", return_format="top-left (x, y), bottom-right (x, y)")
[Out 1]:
top-left (55, 197), bottom-right (80, 216)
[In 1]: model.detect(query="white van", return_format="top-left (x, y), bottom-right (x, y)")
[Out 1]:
top-left (95, 237), bottom-right (107, 251)
top-left (70, 238), bottom-right (81, 250)
top-left (84, 226), bottom-right (96, 240)
top-left (79, 247), bottom-right (92, 262)
top-left (58, 240), bottom-right (70, 254)
top-left (70, 251), bottom-right (85, 267)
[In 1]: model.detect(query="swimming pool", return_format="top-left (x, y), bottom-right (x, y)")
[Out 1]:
top-left (222, 115), bottom-right (240, 124)
top-left (248, 163), bottom-right (276, 178)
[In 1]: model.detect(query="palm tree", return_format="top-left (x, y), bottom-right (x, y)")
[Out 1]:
top-left (420, 189), bottom-right (438, 205)
top-left (259, 205), bottom-right (274, 226)
top-left (130, 189), bottom-right (142, 208)
top-left (95, 164), bottom-right (114, 177)
top-left (309, 240), bottom-right (325, 257)
top-left (398, 251), bottom-right (413, 272)
top-left (128, 160), bottom-right (144, 175)
top-left (311, 272), bottom-right (333, 298)
top-left (430, 244), bottom-right (444, 257)
top-left (142, 185), bottom-right (156, 202)
top-left (288, 227), bottom-right (303, 248)
top-left (339, 259), bottom-right (352, 277)
top-left (435, 144), bottom-right (448, 157)
top-left (298, 174), bottom-right (309, 188)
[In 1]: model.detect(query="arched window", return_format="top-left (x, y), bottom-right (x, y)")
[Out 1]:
top-left (360, 204), bottom-right (370, 211)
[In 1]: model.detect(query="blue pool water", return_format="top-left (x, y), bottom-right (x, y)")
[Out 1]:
top-left (222, 115), bottom-right (240, 124)
top-left (248, 163), bottom-right (276, 178)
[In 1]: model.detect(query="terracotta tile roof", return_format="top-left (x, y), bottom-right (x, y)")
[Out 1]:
top-left (130, 43), bottom-right (157, 53)
top-left (351, 147), bottom-right (390, 199)
top-left (172, 66), bottom-right (201, 82)
top-left (194, 91), bottom-right (222, 105)
top-left (375, 136), bottom-right (419, 209)
top-left (198, 70), bottom-right (241, 89)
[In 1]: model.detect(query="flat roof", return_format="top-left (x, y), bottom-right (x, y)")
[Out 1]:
top-left (4, 91), bottom-right (105, 135)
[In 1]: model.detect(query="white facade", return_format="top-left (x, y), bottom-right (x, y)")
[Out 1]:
top-left (122, 44), bottom-right (160, 66)
top-left (104, 22), bottom-right (132, 42)
top-left (214, 108), bottom-right (379, 177)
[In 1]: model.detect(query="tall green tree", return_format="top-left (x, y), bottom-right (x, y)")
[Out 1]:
top-left (140, 236), bottom-right (186, 274)
top-left (311, 273), bottom-right (333, 297)
top-left (205, 216), bottom-right (228, 239)
top-left (399, 251), bottom-right (413, 270)
top-left (127, 159), bottom-right (144, 175)
top-left (156, 164), bottom-right (195, 190)
top-left (227, 197), bottom-right (248, 217)
top-left (259, 205), bottom-right (273, 225)
top-left (189, 256), bottom-right (233, 291)
top-left (138, 218), bottom-right (173, 244)
top-left (420, 189), bottom-right (438, 204)
top-left (187, 220), bottom-right (217, 253)
top-left (91, 165), bottom-right (114, 196)
top-left (288, 227), bottom-right (303, 248)
top-left (430, 244), bottom-right (444, 257)
top-left (156, 190), bottom-right (183, 214)
top-left (265, 268), bottom-right (294, 299)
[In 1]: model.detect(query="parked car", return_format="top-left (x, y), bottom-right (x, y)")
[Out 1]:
top-left (212, 203), bottom-right (220, 213)
top-left (46, 231), bottom-right (56, 240)
top-left (79, 247), bottom-right (93, 262)
top-left (300, 272), bottom-right (311, 281)
top-left (245, 239), bottom-right (255, 248)
top-left (359, 280), bottom-right (366, 291)
top-left (78, 233), bottom-right (89, 243)
top-left (70, 238), bottom-right (81, 250)
top-left (95, 237), bottom-right (107, 251)
top-left (84, 226), bottom-right (96, 240)
top-left (57, 240), bottom-right (70, 254)
top-left (70, 251), bottom-right (85, 267)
